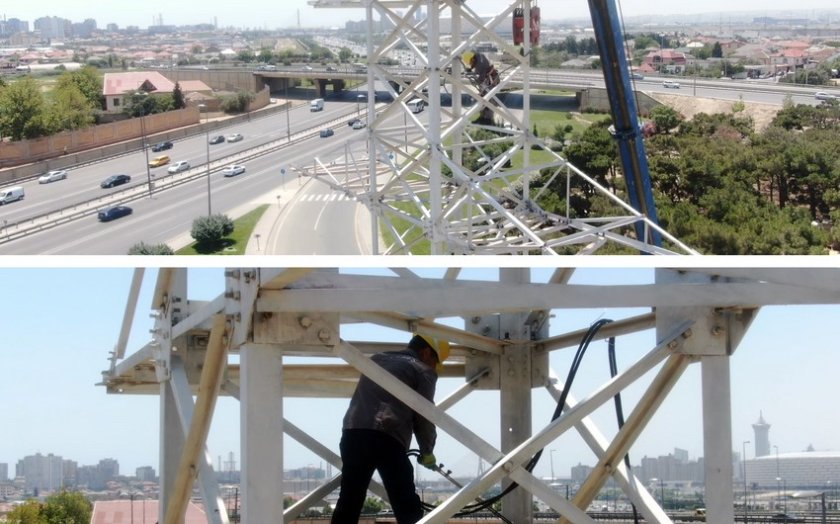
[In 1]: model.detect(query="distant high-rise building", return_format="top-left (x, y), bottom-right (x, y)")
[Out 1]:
top-left (0, 18), bottom-right (29, 37)
top-left (674, 448), bottom-right (689, 463)
top-left (106, 23), bottom-right (119, 32)
top-left (136, 466), bottom-right (156, 482)
top-left (34, 16), bottom-right (71, 40)
top-left (752, 411), bottom-right (771, 457)
top-left (17, 453), bottom-right (64, 493)
top-left (0, 463), bottom-right (7, 481)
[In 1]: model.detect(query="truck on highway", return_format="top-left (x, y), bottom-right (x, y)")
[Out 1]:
top-left (310, 98), bottom-right (324, 112)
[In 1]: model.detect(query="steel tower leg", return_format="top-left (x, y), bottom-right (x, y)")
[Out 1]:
top-left (240, 343), bottom-right (285, 523)
top-left (499, 268), bottom-right (534, 522)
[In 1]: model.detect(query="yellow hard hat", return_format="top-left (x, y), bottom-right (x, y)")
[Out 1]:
top-left (461, 50), bottom-right (476, 66)
top-left (417, 334), bottom-right (450, 364)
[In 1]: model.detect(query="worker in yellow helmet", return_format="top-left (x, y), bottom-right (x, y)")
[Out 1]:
top-left (332, 334), bottom-right (450, 524)
top-left (461, 49), bottom-right (500, 125)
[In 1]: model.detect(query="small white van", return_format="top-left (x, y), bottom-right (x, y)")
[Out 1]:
top-left (310, 98), bottom-right (324, 111)
top-left (0, 186), bottom-right (24, 205)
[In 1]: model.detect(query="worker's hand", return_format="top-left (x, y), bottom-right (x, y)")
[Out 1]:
top-left (418, 453), bottom-right (438, 470)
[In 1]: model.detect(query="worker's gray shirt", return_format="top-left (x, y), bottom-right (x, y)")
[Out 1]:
top-left (342, 349), bottom-right (437, 455)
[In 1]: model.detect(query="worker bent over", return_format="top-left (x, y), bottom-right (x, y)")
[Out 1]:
top-left (331, 334), bottom-right (450, 524)
top-left (462, 50), bottom-right (500, 126)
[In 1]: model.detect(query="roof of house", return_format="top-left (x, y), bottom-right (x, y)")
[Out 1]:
top-left (103, 71), bottom-right (175, 97)
top-left (177, 79), bottom-right (212, 92)
top-left (91, 499), bottom-right (207, 524)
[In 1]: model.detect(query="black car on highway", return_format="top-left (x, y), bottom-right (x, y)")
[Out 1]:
top-left (98, 205), bottom-right (133, 222)
top-left (151, 141), bottom-right (173, 152)
top-left (209, 135), bottom-right (225, 145)
top-left (100, 174), bottom-right (131, 188)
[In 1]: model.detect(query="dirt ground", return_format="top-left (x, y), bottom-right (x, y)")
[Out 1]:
top-left (650, 93), bottom-right (781, 132)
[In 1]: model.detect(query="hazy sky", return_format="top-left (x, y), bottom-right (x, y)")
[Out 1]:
top-left (3, 0), bottom-right (839, 29)
top-left (1, 266), bottom-right (837, 482)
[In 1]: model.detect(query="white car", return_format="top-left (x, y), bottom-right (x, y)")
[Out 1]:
top-left (222, 164), bottom-right (246, 177)
top-left (167, 161), bottom-right (190, 174)
top-left (662, 80), bottom-right (681, 89)
top-left (226, 133), bottom-right (244, 142)
top-left (38, 170), bottom-right (68, 183)
top-left (815, 91), bottom-right (837, 101)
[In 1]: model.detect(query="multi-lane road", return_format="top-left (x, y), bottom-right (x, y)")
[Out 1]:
top-left (0, 73), bottom-right (832, 255)
top-left (0, 99), bottom-right (372, 255)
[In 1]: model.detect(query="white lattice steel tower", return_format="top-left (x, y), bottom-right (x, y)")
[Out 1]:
top-left (102, 267), bottom-right (840, 523)
top-left (305, 0), bottom-right (694, 255)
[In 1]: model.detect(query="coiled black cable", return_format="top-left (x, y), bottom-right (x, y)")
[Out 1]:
top-left (411, 318), bottom-right (617, 520)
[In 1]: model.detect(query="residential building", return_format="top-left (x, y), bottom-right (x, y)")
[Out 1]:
top-left (16, 453), bottom-right (64, 494)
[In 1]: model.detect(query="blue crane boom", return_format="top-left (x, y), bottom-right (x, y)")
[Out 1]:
top-left (588, 0), bottom-right (662, 247)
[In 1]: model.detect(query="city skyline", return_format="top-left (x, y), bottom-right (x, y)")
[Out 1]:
top-left (1, 267), bottom-right (838, 480)
top-left (2, 0), bottom-right (840, 30)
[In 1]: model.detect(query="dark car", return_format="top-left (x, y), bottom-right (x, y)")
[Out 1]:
top-left (320, 128), bottom-right (334, 138)
top-left (151, 141), bottom-right (173, 152)
top-left (100, 174), bottom-right (131, 188)
top-left (98, 205), bottom-right (133, 222)
top-left (209, 135), bottom-right (225, 145)
top-left (348, 117), bottom-right (361, 127)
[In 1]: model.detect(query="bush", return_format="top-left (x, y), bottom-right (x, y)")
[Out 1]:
top-left (128, 242), bottom-right (175, 255)
top-left (191, 214), bottom-right (235, 245)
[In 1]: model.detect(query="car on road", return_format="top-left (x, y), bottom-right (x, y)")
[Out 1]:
top-left (769, 513), bottom-right (805, 523)
top-left (815, 91), bottom-right (837, 101)
top-left (100, 174), bottom-right (131, 188)
top-left (326, 66), bottom-right (337, 72)
top-left (226, 133), bottom-right (244, 142)
top-left (209, 135), bottom-right (225, 145)
top-left (319, 128), bottom-right (334, 138)
top-left (348, 117), bottom-right (361, 127)
top-left (631, 72), bottom-right (645, 80)
top-left (167, 160), bottom-right (190, 174)
top-left (98, 205), bottom-right (133, 222)
top-left (151, 141), bottom-right (173, 152)
top-left (352, 119), bottom-right (366, 130)
top-left (662, 80), bottom-right (681, 89)
top-left (38, 170), bottom-right (68, 184)
top-left (148, 155), bottom-right (170, 167)
top-left (221, 164), bottom-right (246, 177)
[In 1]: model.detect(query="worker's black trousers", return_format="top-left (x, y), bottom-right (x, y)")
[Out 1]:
top-left (331, 429), bottom-right (423, 524)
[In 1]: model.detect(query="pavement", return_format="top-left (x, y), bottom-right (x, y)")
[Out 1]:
top-left (165, 174), bottom-right (377, 255)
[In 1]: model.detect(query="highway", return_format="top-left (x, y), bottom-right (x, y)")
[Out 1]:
top-left (0, 72), bottom-right (831, 255)
top-left (0, 98), bottom-right (371, 254)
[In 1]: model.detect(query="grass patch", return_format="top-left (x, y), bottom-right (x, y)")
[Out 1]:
top-left (177, 204), bottom-right (269, 255)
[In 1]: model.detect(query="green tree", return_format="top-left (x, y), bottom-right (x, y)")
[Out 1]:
top-left (649, 105), bottom-right (683, 134)
top-left (6, 491), bottom-right (92, 524)
top-left (191, 214), bottom-right (234, 247)
top-left (128, 242), bottom-right (175, 255)
top-left (0, 76), bottom-right (50, 140)
top-left (5, 500), bottom-right (47, 524)
top-left (46, 83), bottom-right (96, 132)
top-left (339, 47), bottom-right (353, 63)
top-left (41, 491), bottom-right (93, 524)
top-left (361, 497), bottom-right (384, 514)
top-left (172, 81), bottom-right (186, 110)
top-left (56, 66), bottom-right (103, 109)
top-left (711, 42), bottom-right (723, 58)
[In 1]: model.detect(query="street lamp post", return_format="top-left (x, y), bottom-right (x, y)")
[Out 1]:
top-left (775, 445), bottom-right (781, 510)
top-left (743, 440), bottom-right (751, 523)
top-left (136, 92), bottom-right (153, 198)
top-left (198, 104), bottom-right (212, 215)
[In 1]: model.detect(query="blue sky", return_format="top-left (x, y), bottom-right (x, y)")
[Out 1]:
top-left (5, 0), bottom-right (839, 30)
top-left (1, 266), bottom-right (838, 481)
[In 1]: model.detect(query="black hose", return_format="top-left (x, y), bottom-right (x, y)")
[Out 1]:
top-left (414, 319), bottom-right (615, 520)
top-left (609, 336), bottom-right (640, 524)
